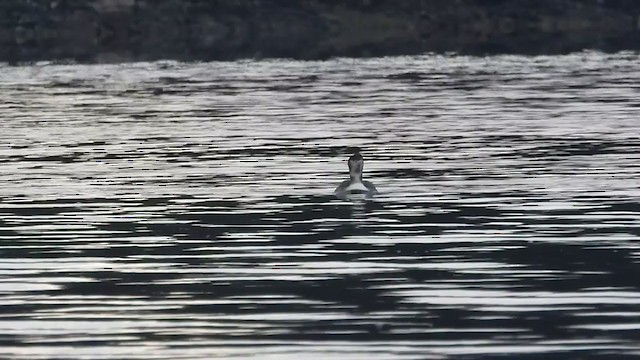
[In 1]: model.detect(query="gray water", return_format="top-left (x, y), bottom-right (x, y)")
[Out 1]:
top-left (1, 52), bottom-right (640, 360)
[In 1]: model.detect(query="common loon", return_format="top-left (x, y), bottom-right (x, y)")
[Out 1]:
top-left (334, 152), bottom-right (378, 196)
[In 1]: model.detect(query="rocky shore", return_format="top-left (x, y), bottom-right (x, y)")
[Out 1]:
top-left (1, 0), bottom-right (639, 63)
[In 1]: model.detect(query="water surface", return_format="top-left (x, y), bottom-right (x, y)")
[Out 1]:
top-left (1, 52), bottom-right (640, 359)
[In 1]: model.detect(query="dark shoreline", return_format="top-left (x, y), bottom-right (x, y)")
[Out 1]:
top-left (2, 0), bottom-right (640, 64)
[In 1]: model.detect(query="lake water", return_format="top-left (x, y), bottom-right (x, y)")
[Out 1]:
top-left (1, 52), bottom-right (640, 359)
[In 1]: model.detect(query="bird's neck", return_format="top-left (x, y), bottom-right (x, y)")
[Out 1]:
top-left (350, 170), bottom-right (363, 183)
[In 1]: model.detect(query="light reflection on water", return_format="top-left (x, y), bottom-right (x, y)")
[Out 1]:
top-left (1, 52), bottom-right (640, 359)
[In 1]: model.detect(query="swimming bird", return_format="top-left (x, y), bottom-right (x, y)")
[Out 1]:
top-left (334, 152), bottom-right (378, 196)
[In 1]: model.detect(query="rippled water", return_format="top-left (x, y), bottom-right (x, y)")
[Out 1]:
top-left (1, 52), bottom-right (640, 359)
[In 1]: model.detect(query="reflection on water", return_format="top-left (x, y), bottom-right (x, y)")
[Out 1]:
top-left (1, 52), bottom-right (640, 359)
